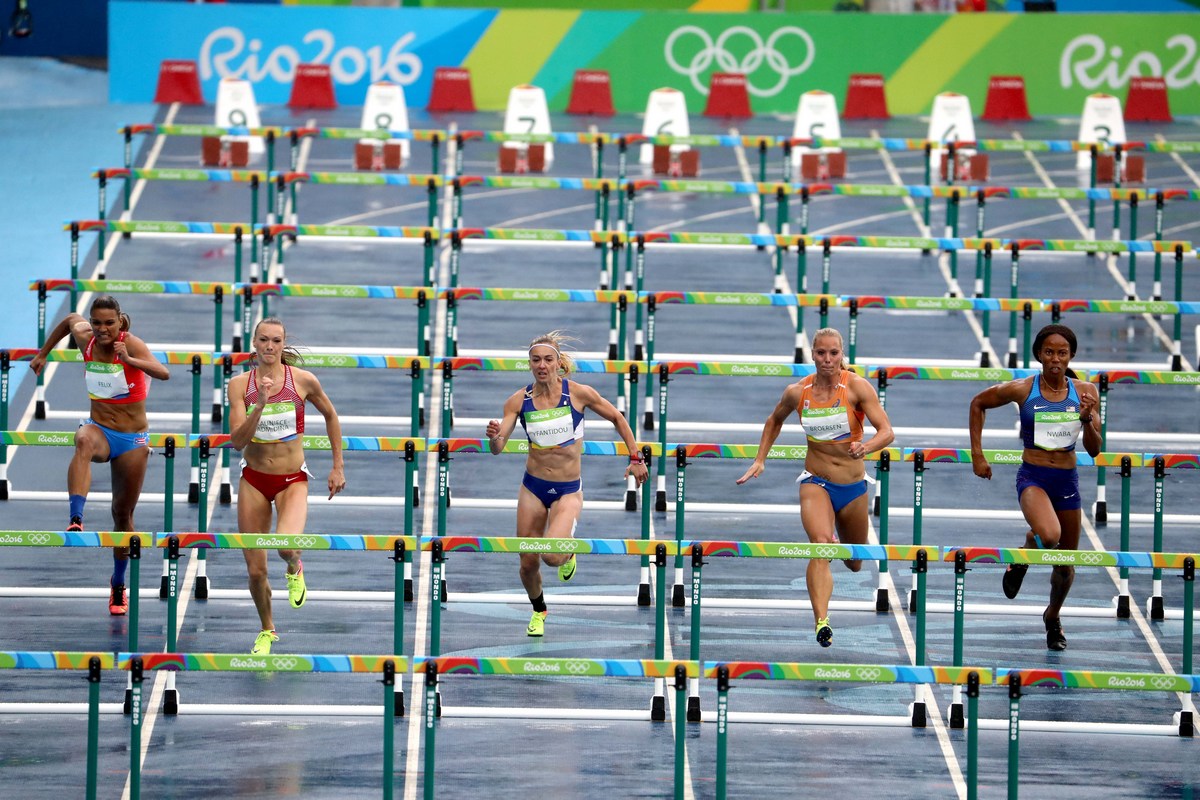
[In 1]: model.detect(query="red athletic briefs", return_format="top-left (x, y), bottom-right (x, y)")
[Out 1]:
top-left (241, 464), bottom-right (308, 502)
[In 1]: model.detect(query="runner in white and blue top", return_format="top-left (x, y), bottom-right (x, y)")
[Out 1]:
top-left (486, 331), bottom-right (648, 638)
top-left (969, 324), bottom-right (1102, 651)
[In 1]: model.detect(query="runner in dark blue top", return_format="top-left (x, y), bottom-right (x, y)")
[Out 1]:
top-left (968, 324), bottom-right (1101, 650)
top-left (486, 331), bottom-right (647, 637)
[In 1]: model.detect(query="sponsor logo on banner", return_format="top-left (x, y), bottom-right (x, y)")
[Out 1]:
top-left (1061, 34), bottom-right (1200, 90)
top-left (200, 27), bottom-right (422, 87)
top-left (664, 25), bottom-right (815, 97)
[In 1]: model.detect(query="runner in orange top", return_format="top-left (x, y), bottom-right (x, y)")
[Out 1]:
top-left (737, 327), bottom-right (894, 648)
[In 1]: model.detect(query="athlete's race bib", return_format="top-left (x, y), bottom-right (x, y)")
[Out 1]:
top-left (1033, 410), bottom-right (1082, 451)
top-left (802, 405), bottom-right (852, 442)
top-left (85, 361), bottom-right (129, 400)
top-left (524, 405), bottom-right (576, 449)
top-left (253, 402), bottom-right (299, 443)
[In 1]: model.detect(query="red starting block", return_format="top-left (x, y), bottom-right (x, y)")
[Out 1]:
top-left (652, 146), bottom-right (700, 178)
top-left (800, 151), bottom-right (847, 180)
top-left (201, 137), bottom-right (249, 167)
top-left (355, 141), bottom-right (404, 171)
top-left (498, 144), bottom-right (547, 174)
top-left (939, 151), bottom-right (989, 182)
top-left (1094, 154), bottom-right (1146, 184)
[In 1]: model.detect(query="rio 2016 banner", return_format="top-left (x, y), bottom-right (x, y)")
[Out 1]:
top-left (110, 2), bottom-right (1200, 115)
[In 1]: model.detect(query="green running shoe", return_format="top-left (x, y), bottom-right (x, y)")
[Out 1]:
top-left (252, 629), bottom-right (279, 655)
top-left (557, 554), bottom-right (577, 582)
top-left (815, 618), bottom-right (833, 648)
top-left (286, 564), bottom-right (307, 608)
top-left (526, 610), bottom-right (547, 637)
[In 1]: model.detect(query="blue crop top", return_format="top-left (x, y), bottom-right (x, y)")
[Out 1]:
top-left (519, 379), bottom-right (586, 449)
top-left (1019, 375), bottom-right (1082, 452)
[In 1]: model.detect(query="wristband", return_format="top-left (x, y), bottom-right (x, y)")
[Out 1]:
top-left (1080, 415), bottom-right (1094, 424)
top-left (629, 454), bottom-right (644, 464)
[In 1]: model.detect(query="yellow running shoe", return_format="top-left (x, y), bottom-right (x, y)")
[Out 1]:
top-left (815, 618), bottom-right (833, 648)
top-left (252, 630), bottom-right (279, 655)
top-left (526, 610), bottom-right (547, 637)
top-left (557, 554), bottom-right (577, 582)
top-left (286, 564), bottom-right (307, 609)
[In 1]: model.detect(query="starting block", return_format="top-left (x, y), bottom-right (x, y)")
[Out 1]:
top-left (210, 77), bottom-right (263, 162)
top-left (652, 146), bottom-right (699, 178)
top-left (355, 81), bottom-right (409, 171)
top-left (500, 84), bottom-right (553, 173)
top-left (354, 141), bottom-right (404, 171)
top-left (1093, 153), bottom-right (1146, 184)
top-left (800, 152), bottom-right (846, 180)
top-left (1077, 93), bottom-right (1126, 171)
top-left (793, 90), bottom-right (844, 180)
top-left (498, 144), bottom-right (547, 174)
top-left (641, 87), bottom-right (693, 169)
top-left (938, 150), bottom-right (989, 182)
top-left (201, 137), bottom-right (249, 167)
top-left (927, 92), bottom-right (976, 177)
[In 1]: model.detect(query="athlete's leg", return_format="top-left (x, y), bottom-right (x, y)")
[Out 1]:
top-left (541, 491), bottom-right (582, 569)
top-left (516, 486), bottom-right (550, 602)
top-left (833, 490), bottom-right (870, 574)
top-left (800, 482), bottom-right (836, 624)
top-left (239, 480), bottom-right (277, 632)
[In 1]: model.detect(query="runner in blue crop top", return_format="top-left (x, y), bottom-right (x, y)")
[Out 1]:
top-left (969, 324), bottom-right (1101, 651)
top-left (487, 332), bottom-right (648, 638)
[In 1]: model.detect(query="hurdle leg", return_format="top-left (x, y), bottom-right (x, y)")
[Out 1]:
top-left (422, 662), bottom-right (439, 800)
top-left (86, 656), bottom-right (101, 800)
top-left (1006, 674), bottom-right (1022, 800)
top-left (688, 545), bottom-right (703, 721)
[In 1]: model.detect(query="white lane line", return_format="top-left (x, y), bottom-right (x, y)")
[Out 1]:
top-left (402, 127), bottom-right (459, 800)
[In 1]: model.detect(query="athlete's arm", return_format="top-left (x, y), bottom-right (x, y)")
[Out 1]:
top-left (298, 369), bottom-right (345, 499)
top-left (114, 334), bottom-right (170, 381)
top-left (486, 391), bottom-right (523, 455)
top-left (737, 383), bottom-right (801, 484)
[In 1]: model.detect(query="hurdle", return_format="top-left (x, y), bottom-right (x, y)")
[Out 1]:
top-left (426, 438), bottom-right (658, 599)
top-left (117, 651), bottom-right (406, 800)
top-left (705, 662), bottom-right (990, 799)
top-left (415, 656), bottom-right (696, 799)
top-left (66, 220), bottom-right (259, 350)
top-left (0, 342), bottom-right (205, 491)
top-left (0, 651), bottom-right (117, 799)
top-left (189, 434), bottom-right (423, 601)
top-left (419, 536), bottom-right (674, 715)
top-left (998, 667), bottom-right (1198, 798)
top-left (92, 168), bottom-right (265, 244)
top-left (685, 540), bottom-right (935, 724)
top-left (0, 532), bottom-right (151, 658)
top-left (157, 532), bottom-right (416, 711)
top-left (946, 547), bottom-right (1196, 722)
top-left (668, 438), bottom-right (895, 589)
top-left (255, 223), bottom-right (440, 295)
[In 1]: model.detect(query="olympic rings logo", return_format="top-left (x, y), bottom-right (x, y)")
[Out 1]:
top-left (31, 533), bottom-right (52, 545)
top-left (1151, 676), bottom-right (1176, 690)
top-left (761, 365), bottom-right (784, 376)
top-left (815, 545), bottom-right (840, 559)
top-left (294, 536), bottom-right (317, 549)
top-left (565, 660), bottom-right (591, 675)
top-left (664, 25), bottom-right (815, 98)
top-left (135, 282), bottom-right (158, 293)
top-left (272, 657), bottom-right (298, 670)
top-left (324, 356), bottom-right (352, 367)
top-left (556, 540), bottom-right (580, 553)
top-left (1079, 552), bottom-right (1105, 565)
top-left (856, 667), bottom-right (882, 681)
